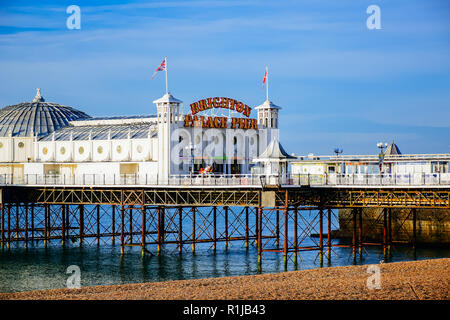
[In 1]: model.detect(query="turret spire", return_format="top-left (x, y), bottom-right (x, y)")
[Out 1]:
top-left (32, 88), bottom-right (45, 103)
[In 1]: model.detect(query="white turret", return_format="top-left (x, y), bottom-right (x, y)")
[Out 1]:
top-left (255, 99), bottom-right (281, 150)
top-left (255, 99), bottom-right (280, 129)
top-left (153, 92), bottom-right (183, 183)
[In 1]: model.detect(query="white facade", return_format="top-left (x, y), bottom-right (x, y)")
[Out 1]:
top-left (0, 91), bottom-right (281, 183)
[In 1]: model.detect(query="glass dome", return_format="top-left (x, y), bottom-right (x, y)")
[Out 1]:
top-left (0, 88), bottom-right (90, 137)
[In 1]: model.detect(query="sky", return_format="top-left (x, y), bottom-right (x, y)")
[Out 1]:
top-left (0, 0), bottom-right (449, 156)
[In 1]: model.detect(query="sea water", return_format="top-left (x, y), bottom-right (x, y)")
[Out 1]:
top-left (0, 206), bottom-right (449, 293)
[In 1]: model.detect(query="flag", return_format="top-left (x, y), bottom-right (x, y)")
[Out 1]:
top-left (151, 57), bottom-right (166, 79)
top-left (262, 67), bottom-right (268, 89)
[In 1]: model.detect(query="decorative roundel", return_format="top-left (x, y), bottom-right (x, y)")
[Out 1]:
top-left (79, 146), bottom-right (84, 154)
top-left (214, 136), bottom-right (219, 144)
top-left (0, 142), bottom-right (3, 149)
top-left (116, 145), bottom-right (122, 154)
top-left (42, 147), bottom-right (48, 155)
top-left (60, 147), bottom-right (66, 155)
top-left (195, 135), bottom-right (201, 144)
top-left (97, 146), bottom-right (103, 154)
top-left (18, 142), bottom-right (24, 148)
top-left (136, 145), bottom-right (143, 153)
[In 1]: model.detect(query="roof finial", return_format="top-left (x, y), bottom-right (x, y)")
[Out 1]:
top-left (32, 88), bottom-right (45, 103)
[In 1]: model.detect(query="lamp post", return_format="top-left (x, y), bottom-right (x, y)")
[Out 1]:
top-left (185, 142), bottom-right (195, 178)
top-left (333, 148), bottom-right (343, 157)
top-left (377, 142), bottom-right (387, 173)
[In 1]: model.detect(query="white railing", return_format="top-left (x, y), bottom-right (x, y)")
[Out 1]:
top-left (286, 173), bottom-right (450, 187)
top-left (296, 153), bottom-right (450, 161)
top-left (0, 173), bottom-right (265, 187)
top-left (0, 173), bottom-right (449, 187)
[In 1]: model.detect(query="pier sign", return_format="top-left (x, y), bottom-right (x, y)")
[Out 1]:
top-left (185, 97), bottom-right (258, 130)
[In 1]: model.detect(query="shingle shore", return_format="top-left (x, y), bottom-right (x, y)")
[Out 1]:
top-left (1, 258), bottom-right (448, 300)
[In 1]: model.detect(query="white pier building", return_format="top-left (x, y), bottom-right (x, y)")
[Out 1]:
top-left (0, 88), bottom-right (288, 185)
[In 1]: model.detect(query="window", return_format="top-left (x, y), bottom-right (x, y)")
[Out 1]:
top-left (60, 147), bottom-right (66, 155)
top-left (137, 145), bottom-right (143, 153)
top-left (116, 145), bottom-right (122, 154)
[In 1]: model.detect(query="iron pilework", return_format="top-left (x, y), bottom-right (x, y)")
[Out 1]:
top-left (0, 186), bottom-right (449, 267)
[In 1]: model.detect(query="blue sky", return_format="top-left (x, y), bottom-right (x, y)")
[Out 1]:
top-left (0, 0), bottom-right (449, 155)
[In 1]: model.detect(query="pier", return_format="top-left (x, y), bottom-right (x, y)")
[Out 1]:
top-left (1, 173), bottom-right (449, 268)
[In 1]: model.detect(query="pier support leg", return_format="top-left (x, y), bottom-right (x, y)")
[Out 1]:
top-left (284, 208), bottom-right (288, 269)
top-left (79, 205), bottom-right (84, 246)
top-left (157, 206), bottom-right (165, 254)
top-left (319, 208), bottom-right (323, 265)
top-left (43, 204), bottom-right (47, 248)
top-left (224, 206), bottom-right (228, 250)
top-left (61, 204), bottom-right (65, 247)
top-left (120, 205), bottom-right (125, 255)
top-left (383, 208), bottom-right (387, 257)
top-left (412, 208), bottom-right (417, 248)
top-left (96, 205), bottom-right (100, 246)
top-left (24, 203), bottom-right (28, 248)
top-left (276, 209), bottom-right (280, 247)
top-left (255, 206), bottom-right (259, 247)
top-left (30, 204), bottom-right (34, 244)
top-left (327, 208), bottom-right (332, 261)
top-left (7, 203), bottom-right (11, 249)
top-left (15, 203), bottom-right (19, 242)
top-left (245, 206), bottom-right (249, 249)
top-left (358, 208), bottom-right (363, 257)
top-left (178, 207), bottom-right (183, 253)
top-left (141, 205), bottom-right (146, 256)
top-left (213, 206), bottom-right (217, 252)
top-left (0, 204), bottom-right (3, 250)
top-left (352, 208), bottom-right (357, 261)
top-left (129, 208), bottom-right (133, 245)
top-left (111, 205), bottom-right (116, 245)
top-left (283, 190), bottom-right (288, 269)
top-left (257, 206), bottom-right (262, 270)
top-left (65, 205), bottom-right (70, 242)
top-left (294, 206), bottom-right (298, 266)
top-left (388, 208), bottom-right (392, 256)
top-left (192, 207), bottom-right (196, 253)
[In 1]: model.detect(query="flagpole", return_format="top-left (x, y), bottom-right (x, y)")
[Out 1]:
top-left (165, 56), bottom-right (168, 94)
top-left (266, 66), bottom-right (269, 101)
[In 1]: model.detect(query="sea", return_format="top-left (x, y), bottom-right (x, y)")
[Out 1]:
top-left (0, 206), bottom-right (449, 293)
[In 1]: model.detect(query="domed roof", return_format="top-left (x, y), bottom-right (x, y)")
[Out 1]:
top-left (0, 88), bottom-right (90, 137)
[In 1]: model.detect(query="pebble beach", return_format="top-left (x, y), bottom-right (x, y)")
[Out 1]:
top-left (1, 258), bottom-right (448, 300)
